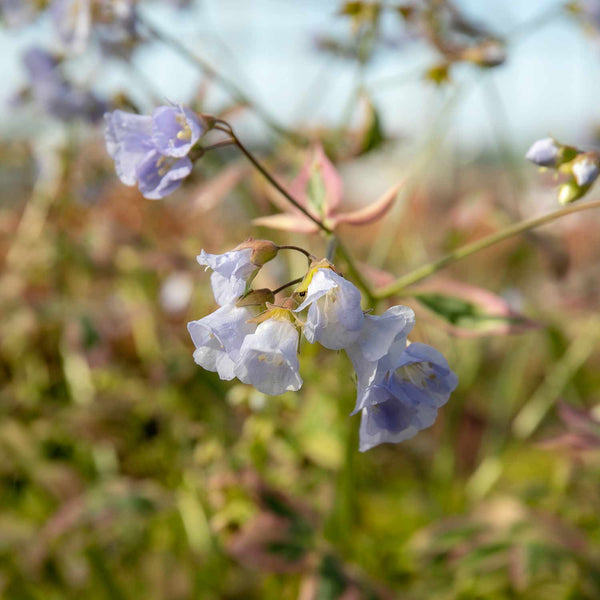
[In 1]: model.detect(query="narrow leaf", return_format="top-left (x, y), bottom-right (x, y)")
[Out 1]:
top-left (333, 181), bottom-right (402, 226)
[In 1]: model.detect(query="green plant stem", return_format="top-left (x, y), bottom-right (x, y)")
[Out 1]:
top-left (373, 200), bottom-right (600, 299)
top-left (138, 15), bottom-right (305, 145)
top-left (335, 239), bottom-right (376, 305)
top-left (272, 277), bottom-right (304, 296)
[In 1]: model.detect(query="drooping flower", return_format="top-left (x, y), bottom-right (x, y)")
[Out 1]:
top-left (21, 46), bottom-right (107, 122)
top-left (345, 304), bottom-right (416, 407)
top-left (197, 241), bottom-right (279, 306)
top-left (187, 302), bottom-right (259, 381)
top-left (233, 308), bottom-right (302, 396)
top-left (104, 105), bottom-right (204, 199)
top-left (356, 342), bottom-right (458, 452)
top-left (295, 264), bottom-right (363, 350)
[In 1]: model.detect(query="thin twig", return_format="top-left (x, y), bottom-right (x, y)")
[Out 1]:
top-left (373, 200), bottom-right (600, 299)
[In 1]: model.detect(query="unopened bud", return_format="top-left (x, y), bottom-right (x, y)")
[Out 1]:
top-left (235, 239), bottom-right (279, 267)
top-left (571, 152), bottom-right (600, 186)
top-left (558, 180), bottom-right (586, 205)
top-left (526, 137), bottom-right (560, 167)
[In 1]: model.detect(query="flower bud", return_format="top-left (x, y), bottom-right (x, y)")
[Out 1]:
top-left (235, 239), bottom-right (279, 267)
top-left (558, 180), bottom-right (586, 205)
top-left (571, 152), bottom-right (600, 187)
top-left (525, 137), bottom-right (579, 169)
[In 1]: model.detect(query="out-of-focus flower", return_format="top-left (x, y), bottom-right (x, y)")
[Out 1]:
top-left (233, 308), bottom-right (302, 396)
top-left (197, 241), bottom-right (279, 306)
top-left (295, 263), bottom-right (364, 350)
top-left (51, 0), bottom-right (137, 55)
top-left (356, 342), bottom-right (458, 452)
top-left (527, 137), bottom-right (600, 204)
top-left (188, 302), bottom-right (259, 381)
top-left (0, 0), bottom-right (36, 27)
top-left (104, 105), bottom-right (205, 199)
top-left (52, 0), bottom-right (92, 53)
top-left (21, 46), bottom-right (107, 122)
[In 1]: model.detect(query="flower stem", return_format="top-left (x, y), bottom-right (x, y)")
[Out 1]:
top-left (373, 200), bottom-right (600, 299)
top-left (138, 15), bottom-right (306, 145)
top-left (216, 123), bottom-right (333, 235)
top-left (272, 277), bottom-right (304, 296)
top-left (278, 245), bottom-right (316, 266)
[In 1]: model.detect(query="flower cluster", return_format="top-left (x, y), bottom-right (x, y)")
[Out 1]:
top-left (526, 137), bottom-right (600, 204)
top-left (104, 105), bottom-right (205, 199)
top-left (188, 241), bottom-right (458, 451)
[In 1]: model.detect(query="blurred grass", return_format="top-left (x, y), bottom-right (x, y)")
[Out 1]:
top-left (1, 124), bottom-right (600, 600)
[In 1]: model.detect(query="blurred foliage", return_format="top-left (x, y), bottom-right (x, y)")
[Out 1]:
top-left (1, 123), bottom-right (600, 598)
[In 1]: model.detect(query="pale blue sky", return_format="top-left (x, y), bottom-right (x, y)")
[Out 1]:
top-left (1, 0), bottom-right (599, 153)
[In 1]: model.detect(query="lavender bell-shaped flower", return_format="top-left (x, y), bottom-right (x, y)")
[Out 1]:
top-left (197, 241), bottom-right (279, 306)
top-left (187, 302), bottom-right (258, 381)
top-left (233, 310), bottom-right (303, 396)
top-left (51, 0), bottom-right (91, 53)
top-left (295, 265), bottom-right (364, 350)
top-left (104, 105), bottom-right (204, 199)
top-left (22, 47), bottom-right (106, 122)
top-left (357, 342), bottom-right (458, 452)
top-left (197, 248), bottom-right (257, 306)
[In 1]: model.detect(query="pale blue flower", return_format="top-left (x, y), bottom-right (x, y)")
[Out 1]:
top-left (187, 303), bottom-right (258, 381)
top-left (345, 304), bottom-right (415, 410)
top-left (357, 342), bottom-right (458, 452)
top-left (104, 110), bottom-right (154, 185)
top-left (295, 268), bottom-right (363, 350)
top-left (525, 137), bottom-right (560, 168)
top-left (135, 150), bottom-right (193, 200)
top-left (104, 105), bottom-right (203, 199)
top-left (233, 316), bottom-right (302, 396)
top-left (197, 248), bottom-right (257, 306)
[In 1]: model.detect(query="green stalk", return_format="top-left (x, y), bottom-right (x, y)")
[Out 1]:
top-left (373, 200), bottom-right (600, 299)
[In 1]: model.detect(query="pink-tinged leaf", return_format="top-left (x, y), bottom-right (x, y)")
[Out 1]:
top-left (289, 144), bottom-right (344, 218)
top-left (252, 213), bottom-right (320, 234)
top-left (412, 277), bottom-right (540, 337)
top-left (188, 163), bottom-right (249, 213)
top-left (333, 181), bottom-right (402, 226)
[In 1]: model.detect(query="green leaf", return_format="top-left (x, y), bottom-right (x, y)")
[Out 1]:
top-left (415, 293), bottom-right (523, 331)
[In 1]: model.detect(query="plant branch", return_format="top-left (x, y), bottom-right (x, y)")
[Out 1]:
top-left (373, 200), bottom-right (600, 299)
top-left (272, 277), bottom-right (304, 296)
top-left (216, 123), bottom-right (333, 235)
